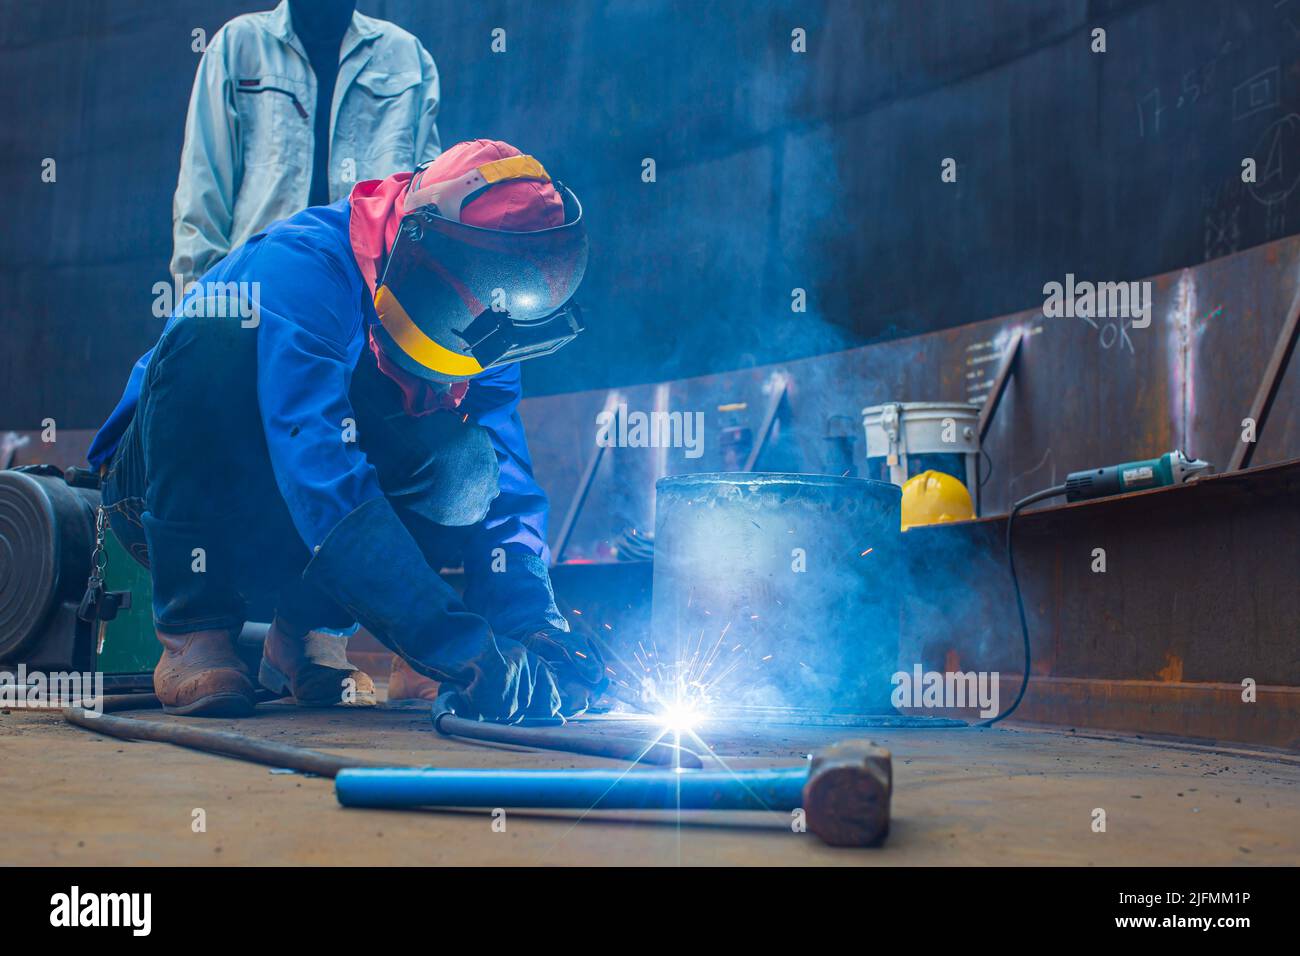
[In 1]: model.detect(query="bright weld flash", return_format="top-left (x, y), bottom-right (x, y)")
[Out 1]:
top-left (659, 700), bottom-right (702, 733)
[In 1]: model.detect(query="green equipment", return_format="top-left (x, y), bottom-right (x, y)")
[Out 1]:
top-left (0, 465), bottom-right (270, 691)
top-left (0, 466), bottom-right (158, 690)
top-left (1063, 449), bottom-right (1211, 502)
top-left (94, 521), bottom-right (162, 678)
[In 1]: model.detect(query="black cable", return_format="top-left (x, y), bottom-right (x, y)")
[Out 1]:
top-left (431, 692), bottom-right (704, 767)
top-left (977, 483), bottom-right (1068, 727)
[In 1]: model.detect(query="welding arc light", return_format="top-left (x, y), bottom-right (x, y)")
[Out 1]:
top-left (659, 701), bottom-right (701, 734)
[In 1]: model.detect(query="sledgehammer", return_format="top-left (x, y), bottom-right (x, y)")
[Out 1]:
top-left (335, 739), bottom-right (891, 846)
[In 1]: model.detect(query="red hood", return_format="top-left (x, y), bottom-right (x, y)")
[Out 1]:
top-left (348, 172), bottom-right (412, 297)
top-left (346, 141), bottom-right (564, 416)
top-left (349, 173), bottom-right (467, 416)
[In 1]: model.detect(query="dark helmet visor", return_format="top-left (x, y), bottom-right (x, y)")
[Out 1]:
top-left (373, 185), bottom-right (587, 383)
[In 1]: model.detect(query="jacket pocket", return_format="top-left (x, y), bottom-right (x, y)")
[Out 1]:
top-left (355, 69), bottom-right (421, 98)
top-left (236, 75), bottom-right (311, 168)
top-left (351, 69), bottom-right (421, 160)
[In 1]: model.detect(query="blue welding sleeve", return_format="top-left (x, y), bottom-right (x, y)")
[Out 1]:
top-left (463, 547), bottom-right (568, 640)
top-left (247, 231), bottom-right (387, 552)
top-left (459, 362), bottom-right (567, 639)
top-left (304, 496), bottom-right (563, 722)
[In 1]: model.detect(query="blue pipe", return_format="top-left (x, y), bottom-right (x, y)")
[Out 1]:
top-left (335, 767), bottom-right (808, 811)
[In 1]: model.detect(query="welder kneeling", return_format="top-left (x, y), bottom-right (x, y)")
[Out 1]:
top-left (87, 140), bottom-right (607, 721)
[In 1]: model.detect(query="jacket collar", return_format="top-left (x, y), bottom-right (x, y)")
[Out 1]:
top-left (262, 1), bottom-right (383, 63)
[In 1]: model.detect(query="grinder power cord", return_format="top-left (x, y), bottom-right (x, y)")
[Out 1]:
top-left (984, 450), bottom-right (1210, 726)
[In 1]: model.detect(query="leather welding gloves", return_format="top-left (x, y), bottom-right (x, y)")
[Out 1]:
top-left (302, 497), bottom-right (562, 723)
top-left (521, 625), bottom-right (610, 718)
top-left (460, 549), bottom-right (609, 717)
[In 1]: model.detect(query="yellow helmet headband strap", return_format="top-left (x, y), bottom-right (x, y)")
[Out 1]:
top-left (403, 155), bottom-right (551, 222)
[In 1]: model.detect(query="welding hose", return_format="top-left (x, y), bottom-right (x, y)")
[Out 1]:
top-left (979, 484), bottom-right (1068, 727)
top-left (338, 766), bottom-right (801, 811)
top-left (431, 692), bottom-right (703, 768)
top-left (64, 706), bottom-right (390, 777)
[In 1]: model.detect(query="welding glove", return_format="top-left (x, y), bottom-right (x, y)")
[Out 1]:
top-left (521, 624), bottom-right (610, 718)
top-left (302, 497), bottom-right (562, 722)
top-left (445, 634), bottom-right (562, 722)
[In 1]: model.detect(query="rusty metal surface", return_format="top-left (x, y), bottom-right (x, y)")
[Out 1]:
top-left (12, 237), bottom-right (1300, 748)
top-left (897, 459), bottom-right (1300, 747)
top-left (1228, 260), bottom-right (1300, 470)
top-left (21, 237), bottom-right (1300, 554)
top-left (895, 676), bottom-right (1300, 751)
top-left (9, 702), bottom-right (1300, 865)
top-left (996, 677), bottom-right (1300, 751)
top-left (514, 236), bottom-right (1300, 748)
top-left (520, 234), bottom-right (1300, 561)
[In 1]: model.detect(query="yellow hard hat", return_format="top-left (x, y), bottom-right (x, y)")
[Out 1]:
top-left (900, 469), bottom-right (974, 530)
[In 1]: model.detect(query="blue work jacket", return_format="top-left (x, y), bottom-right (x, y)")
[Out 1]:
top-left (90, 199), bottom-right (561, 639)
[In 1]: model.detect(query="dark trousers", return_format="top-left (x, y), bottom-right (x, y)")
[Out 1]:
top-left (102, 315), bottom-right (499, 634)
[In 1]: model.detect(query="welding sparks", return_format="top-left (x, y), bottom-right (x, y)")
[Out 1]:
top-left (595, 605), bottom-right (786, 737)
top-left (530, 605), bottom-right (807, 851)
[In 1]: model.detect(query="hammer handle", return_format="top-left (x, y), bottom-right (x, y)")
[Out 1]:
top-left (336, 767), bottom-right (806, 811)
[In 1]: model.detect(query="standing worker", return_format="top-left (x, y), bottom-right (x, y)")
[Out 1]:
top-left (89, 139), bottom-right (606, 722)
top-left (171, 0), bottom-right (441, 285)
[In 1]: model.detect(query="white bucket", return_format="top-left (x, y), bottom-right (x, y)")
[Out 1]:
top-left (860, 401), bottom-right (981, 504)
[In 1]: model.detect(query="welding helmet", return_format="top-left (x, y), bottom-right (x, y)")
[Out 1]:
top-left (900, 469), bottom-right (974, 531)
top-left (372, 147), bottom-right (588, 384)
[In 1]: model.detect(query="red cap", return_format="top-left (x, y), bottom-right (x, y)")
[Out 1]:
top-left (411, 139), bottom-right (565, 231)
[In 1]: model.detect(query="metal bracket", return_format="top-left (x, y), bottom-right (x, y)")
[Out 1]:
top-left (976, 330), bottom-right (1023, 514)
top-left (553, 389), bottom-right (622, 564)
top-left (744, 374), bottom-right (789, 472)
top-left (1228, 284), bottom-right (1300, 472)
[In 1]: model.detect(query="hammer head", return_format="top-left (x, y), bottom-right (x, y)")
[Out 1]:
top-left (802, 739), bottom-right (892, 847)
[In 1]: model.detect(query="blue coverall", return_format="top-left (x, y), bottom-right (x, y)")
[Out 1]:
top-left (90, 199), bottom-right (565, 643)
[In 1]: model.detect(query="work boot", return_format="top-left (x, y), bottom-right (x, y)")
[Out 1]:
top-left (386, 654), bottom-right (442, 703)
top-left (153, 627), bottom-right (257, 717)
top-left (258, 618), bottom-right (376, 707)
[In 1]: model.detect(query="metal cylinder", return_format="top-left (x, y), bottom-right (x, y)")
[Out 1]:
top-left (650, 473), bottom-right (901, 718)
top-left (335, 767), bottom-right (808, 811)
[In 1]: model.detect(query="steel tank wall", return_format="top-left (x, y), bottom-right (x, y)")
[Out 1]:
top-left (10, 1), bottom-right (1300, 428)
top-left (649, 473), bottom-right (901, 716)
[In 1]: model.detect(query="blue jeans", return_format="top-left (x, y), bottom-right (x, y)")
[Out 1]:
top-left (102, 315), bottom-right (500, 635)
